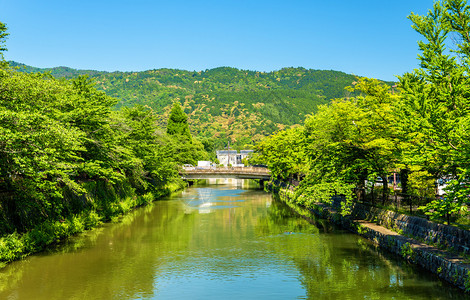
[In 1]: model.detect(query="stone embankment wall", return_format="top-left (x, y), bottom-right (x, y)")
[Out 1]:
top-left (351, 202), bottom-right (470, 255)
top-left (276, 187), bottom-right (470, 292)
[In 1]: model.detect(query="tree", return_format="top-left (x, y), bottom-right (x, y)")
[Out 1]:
top-left (302, 78), bottom-right (399, 204)
top-left (250, 126), bottom-right (308, 182)
top-left (0, 21), bottom-right (9, 66)
top-left (114, 105), bottom-right (177, 192)
top-left (165, 102), bottom-right (208, 165)
top-left (398, 0), bottom-right (470, 223)
top-left (166, 102), bottom-right (192, 142)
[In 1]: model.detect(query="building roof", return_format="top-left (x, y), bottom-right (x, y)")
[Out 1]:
top-left (216, 150), bottom-right (238, 155)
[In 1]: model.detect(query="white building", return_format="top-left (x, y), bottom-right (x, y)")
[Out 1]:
top-left (197, 161), bottom-right (214, 169)
top-left (216, 150), bottom-right (254, 167)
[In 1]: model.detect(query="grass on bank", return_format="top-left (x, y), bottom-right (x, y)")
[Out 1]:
top-left (0, 179), bottom-right (186, 269)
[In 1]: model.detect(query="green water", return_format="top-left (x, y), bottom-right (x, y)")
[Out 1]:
top-left (0, 181), bottom-right (466, 299)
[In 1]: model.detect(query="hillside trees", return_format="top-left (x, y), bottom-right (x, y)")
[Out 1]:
top-left (10, 62), bottom-right (363, 148)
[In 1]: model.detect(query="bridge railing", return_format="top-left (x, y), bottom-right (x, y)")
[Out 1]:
top-left (181, 166), bottom-right (270, 174)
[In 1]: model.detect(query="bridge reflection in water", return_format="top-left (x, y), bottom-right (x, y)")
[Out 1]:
top-left (180, 166), bottom-right (270, 180)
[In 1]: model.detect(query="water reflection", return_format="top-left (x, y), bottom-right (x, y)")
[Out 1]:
top-left (0, 182), bottom-right (466, 299)
top-left (182, 187), bottom-right (245, 214)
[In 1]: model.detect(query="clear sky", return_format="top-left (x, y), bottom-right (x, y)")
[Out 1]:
top-left (0, 0), bottom-right (434, 81)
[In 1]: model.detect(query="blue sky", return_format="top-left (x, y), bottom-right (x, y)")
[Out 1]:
top-left (0, 0), bottom-right (434, 81)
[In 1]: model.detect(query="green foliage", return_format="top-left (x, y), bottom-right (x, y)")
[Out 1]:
top-left (301, 77), bottom-right (400, 205)
top-left (167, 102), bottom-right (192, 141)
top-left (0, 22), bottom-right (7, 53)
top-left (0, 212), bottom-right (99, 264)
top-left (163, 102), bottom-right (207, 165)
top-left (294, 178), bottom-right (355, 216)
top-left (465, 271), bottom-right (470, 292)
top-left (10, 62), bottom-right (371, 148)
top-left (113, 105), bottom-right (178, 191)
top-left (254, 1), bottom-right (470, 226)
top-left (0, 62), bottom-right (192, 243)
top-left (250, 126), bottom-right (308, 181)
top-left (0, 22), bottom-right (7, 68)
top-left (0, 232), bottom-right (24, 262)
top-left (407, 170), bottom-right (435, 199)
top-left (400, 242), bottom-right (415, 260)
top-left (356, 223), bottom-right (367, 235)
top-left (398, 0), bottom-right (470, 221)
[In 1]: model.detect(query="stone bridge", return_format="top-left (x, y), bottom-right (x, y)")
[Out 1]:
top-left (180, 166), bottom-right (270, 180)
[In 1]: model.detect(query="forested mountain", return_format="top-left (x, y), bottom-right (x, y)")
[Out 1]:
top-left (9, 62), bottom-right (384, 149)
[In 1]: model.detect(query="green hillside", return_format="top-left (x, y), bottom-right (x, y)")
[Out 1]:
top-left (9, 62), bottom-right (373, 149)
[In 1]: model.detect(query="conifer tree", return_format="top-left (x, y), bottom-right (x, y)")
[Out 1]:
top-left (166, 102), bottom-right (192, 142)
top-left (0, 21), bottom-right (8, 66)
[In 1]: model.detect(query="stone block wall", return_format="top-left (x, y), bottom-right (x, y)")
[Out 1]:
top-left (350, 202), bottom-right (470, 255)
top-left (276, 187), bottom-right (470, 292)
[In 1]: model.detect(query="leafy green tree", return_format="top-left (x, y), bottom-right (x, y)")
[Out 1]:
top-left (167, 136), bottom-right (207, 165)
top-left (197, 137), bottom-right (217, 161)
top-left (302, 78), bottom-right (399, 204)
top-left (250, 126), bottom-right (308, 182)
top-left (114, 105), bottom-right (177, 192)
top-left (398, 0), bottom-right (470, 223)
top-left (0, 69), bottom-right (90, 230)
top-left (346, 78), bottom-right (401, 203)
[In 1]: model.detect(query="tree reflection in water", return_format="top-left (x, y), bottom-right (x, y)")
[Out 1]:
top-left (0, 184), bottom-right (466, 300)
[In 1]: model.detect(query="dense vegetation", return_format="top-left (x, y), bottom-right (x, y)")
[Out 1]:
top-left (9, 61), bottom-right (376, 149)
top-left (0, 24), bottom-right (210, 264)
top-left (4, 0), bottom-right (467, 267)
top-left (1, 18), bottom-right (371, 263)
top-left (251, 0), bottom-right (470, 225)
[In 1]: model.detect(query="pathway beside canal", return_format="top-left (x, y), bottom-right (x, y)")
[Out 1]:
top-left (278, 187), bottom-right (470, 292)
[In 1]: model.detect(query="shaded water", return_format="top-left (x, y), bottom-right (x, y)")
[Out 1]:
top-left (0, 181), bottom-right (466, 299)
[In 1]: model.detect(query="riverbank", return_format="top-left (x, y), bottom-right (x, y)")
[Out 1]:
top-left (271, 183), bottom-right (470, 292)
top-left (0, 179), bottom-right (187, 268)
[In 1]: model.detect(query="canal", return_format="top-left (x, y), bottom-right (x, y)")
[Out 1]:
top-left (0, 181), bottom-right (466, 299)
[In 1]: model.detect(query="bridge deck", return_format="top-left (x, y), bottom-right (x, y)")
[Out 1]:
top-left (180, 167), bottom-right (270, 180)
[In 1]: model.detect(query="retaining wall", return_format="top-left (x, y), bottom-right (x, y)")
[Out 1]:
top-left (276, 188), bottom-right (470, 292)
top-left (350, 202), bottom-right (470, 255)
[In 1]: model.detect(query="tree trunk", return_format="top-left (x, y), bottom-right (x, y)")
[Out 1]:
top-left (382, 173), bottom-right (388, 205)
top-left (400, 169), bottom-right (410, 213)
top-left (356, 177), bottom-right (366, 202)
top-left (371, 184), bottom-right (375, 206)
